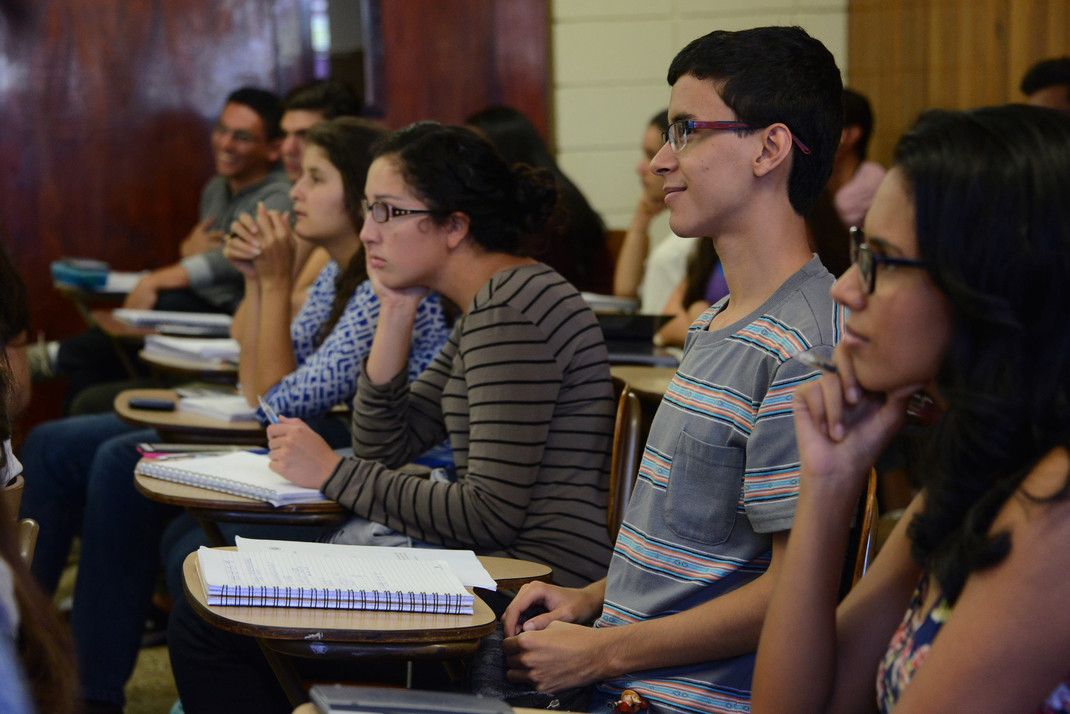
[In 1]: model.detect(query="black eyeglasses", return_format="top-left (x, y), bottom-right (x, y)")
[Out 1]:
top-left (662, 120), bottom-right (811, 155)
top-left (849, 226), bottom-right (926, 294)
top-left (361, 199), bottom-right (433, 224)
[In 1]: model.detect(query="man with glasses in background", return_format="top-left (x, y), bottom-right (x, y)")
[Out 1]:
top-left (31, 87), bottom-right (291, 411)
top-left (498, 26), bottom-right (845, 713)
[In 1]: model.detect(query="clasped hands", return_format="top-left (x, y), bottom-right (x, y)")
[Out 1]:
top-left (224, 203), bottom-right (295, 282)
top-left (499, 581), bottom-right (615, 693)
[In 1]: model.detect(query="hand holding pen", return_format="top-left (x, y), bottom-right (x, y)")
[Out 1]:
top-left (257, 395), bottom-right (280, 425)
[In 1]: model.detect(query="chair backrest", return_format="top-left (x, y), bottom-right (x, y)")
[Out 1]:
top-left (839, 467), bottom-right (878, 599)
top-left (608, 377), bottom-right (643, 541)
top-left (16, 518), bottom-right (38, 564)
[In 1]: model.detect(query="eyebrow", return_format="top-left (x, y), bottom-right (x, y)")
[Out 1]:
top-left (669, 112), bottom-right (696, 124)
top-left (866, 235), bottom-right (909, 258)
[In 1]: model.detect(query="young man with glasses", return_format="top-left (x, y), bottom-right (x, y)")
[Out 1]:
top-left (499, 26), bottom-right (845, 713)
top-left (30, 88), bottom-right (292, 412)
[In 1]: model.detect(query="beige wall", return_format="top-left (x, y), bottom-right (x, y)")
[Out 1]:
top-left (551, 0), bottom-right (848, 235)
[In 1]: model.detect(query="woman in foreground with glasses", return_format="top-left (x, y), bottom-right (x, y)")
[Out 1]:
top-left (751, 103), bottom-right (1070, 713)
top-left (168, 122), bottom-right (616, 713)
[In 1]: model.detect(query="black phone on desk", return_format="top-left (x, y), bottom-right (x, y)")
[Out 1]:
top-left (310, 684), bottom-right (512, 713)
top-left (127, 397), bottom-right (176, 411)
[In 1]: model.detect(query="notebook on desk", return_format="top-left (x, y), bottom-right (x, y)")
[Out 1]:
top-left (143, 335), bottom-right (240, 363)
top-left (135, 451), bottom-right (323, 506)
top-left (176, 394), bottom-right (258, 422)
top-left (196, 547), bottom-right (474, 614)
top-left (113, 309), bottom-right (233, 330)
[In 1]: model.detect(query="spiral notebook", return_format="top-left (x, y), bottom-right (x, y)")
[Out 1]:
top-left (135, 451), bottom-right (326, 506)
top-left (196, 547), bottom-right (474, 614)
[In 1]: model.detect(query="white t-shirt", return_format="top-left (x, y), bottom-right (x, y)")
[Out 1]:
top-left (639, 232), bottom-right (693, 315)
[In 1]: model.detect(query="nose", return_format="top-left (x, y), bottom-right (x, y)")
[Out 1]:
top-left (359, 216), bottom-right (380, 245)
top-left (830, 264), bottom-right (865, 311)
top-left (650, 141), bottom-right (676, 176)
top-left (281, 134), bottom-right (298, 156)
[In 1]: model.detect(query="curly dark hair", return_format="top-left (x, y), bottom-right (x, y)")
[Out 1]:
top-left (370, 122), bottom-right (559, 256)
top-left (898, 104), bottom-right (1070, 604)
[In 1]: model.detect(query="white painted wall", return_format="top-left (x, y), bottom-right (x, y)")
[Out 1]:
top-left (551, 0), bottom-right (848, 238)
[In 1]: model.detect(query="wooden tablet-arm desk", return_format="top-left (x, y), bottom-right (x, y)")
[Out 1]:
top-left (184, 550), bottom-right (552, 706)
top-left (115, 388), bottom-right (266, 445)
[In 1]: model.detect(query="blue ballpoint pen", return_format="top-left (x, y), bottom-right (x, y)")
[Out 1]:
top-left (257, 395), bottom-right (280, 424)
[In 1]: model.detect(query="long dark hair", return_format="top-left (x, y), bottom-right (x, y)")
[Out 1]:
top-left (900, 105), bottom-right (1070, 604)
top-left (371, 121), bottom-right (558, 255)
top-left (0, 242), bottom-right (78, 713)
top-left (302, 117), bottom-right (386, 345)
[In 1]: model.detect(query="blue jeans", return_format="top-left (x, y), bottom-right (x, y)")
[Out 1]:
top-left (19, 413), bottom-right (181, 705)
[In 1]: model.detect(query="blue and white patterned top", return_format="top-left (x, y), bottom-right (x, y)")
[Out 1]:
top-left (260, 260), bottom-right (451, 420)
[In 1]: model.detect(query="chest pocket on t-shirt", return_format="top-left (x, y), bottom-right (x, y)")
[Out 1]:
top-left (664, 431), bottom-right (743, 545)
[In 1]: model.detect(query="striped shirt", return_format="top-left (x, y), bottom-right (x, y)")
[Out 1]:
top-left (322, 263), bottom-right (616, 587)
top-left (591, 256), bottom-right (844, 713)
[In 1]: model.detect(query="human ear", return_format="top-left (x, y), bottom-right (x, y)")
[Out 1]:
top-left (753, 123), bottom-right (794, 177)
top-left (444, 212), bottom-right (471, 250)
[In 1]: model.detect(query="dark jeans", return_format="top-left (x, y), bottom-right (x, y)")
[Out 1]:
top-left (19, 414), bottom-right (180, 704)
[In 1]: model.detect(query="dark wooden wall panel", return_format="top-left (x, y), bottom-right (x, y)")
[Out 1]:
top-left (374, 0), bottom-right (549, 138)
top-left (0, 0), bottom-right (313, 428)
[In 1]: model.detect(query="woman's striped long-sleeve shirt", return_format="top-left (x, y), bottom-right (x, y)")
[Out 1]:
top-left (321, 263), bottom-right (616, 587)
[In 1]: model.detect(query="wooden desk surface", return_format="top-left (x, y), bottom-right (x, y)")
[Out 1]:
top-left (184, 550), bottom-right (551, 643)
top-left (610, 364), bottom-right (675, 399)
top-left (115, 388), bottom-right (265, 444)
top-left (138, 349), bottom-right (239, 378)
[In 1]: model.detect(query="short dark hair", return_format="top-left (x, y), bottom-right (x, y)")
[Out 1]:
top-left (372, 121), bottom-right (558, 255)
top-left (843, 88), bottom-right (875, 161)
top-left (1020, 57), bottom-right (1070, 97)
top-left (667, 26), bottom-right (843, 216)
top-left (224, 87), bottom-right (283, 141)
top-left (281, 80), bottom-right (362, 120)
top-left (649, 108), bottom-right (670, 134)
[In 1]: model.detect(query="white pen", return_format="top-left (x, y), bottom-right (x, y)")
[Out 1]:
top-left (794, 350), bottom-right (838, 373)
top-left (257, 395), bottom-right (280, 425)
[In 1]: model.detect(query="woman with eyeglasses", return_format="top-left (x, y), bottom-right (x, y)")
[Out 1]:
top-left (167, 122), bottom-right (616, 714)
top-left (751, 104), bottom-right (1070, 713)
top-left (264, 121), bottom-right (615, 585)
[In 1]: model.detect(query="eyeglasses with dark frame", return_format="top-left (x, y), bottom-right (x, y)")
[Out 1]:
top-left (361, 199), bottom-right (434, 224)
top-left (849, 226), bottom-right (927, 295)
top-left (662, 120), bottom-right (812, 155)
